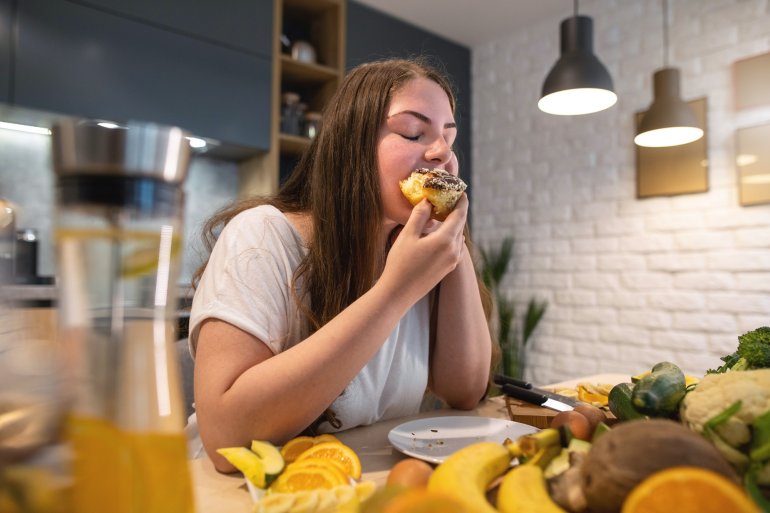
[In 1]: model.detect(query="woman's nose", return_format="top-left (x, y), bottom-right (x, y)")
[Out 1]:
top-left (425, 137), bottom-right (452, 164)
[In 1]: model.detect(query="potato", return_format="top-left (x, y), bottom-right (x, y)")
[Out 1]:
top-left (581, 419), bottom-right (739, 513)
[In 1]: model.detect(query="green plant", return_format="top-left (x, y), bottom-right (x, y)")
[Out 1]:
top-left (479, 237), bottom-right (547, 379)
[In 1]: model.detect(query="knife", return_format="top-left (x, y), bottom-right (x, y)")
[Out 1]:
top-left (493, 374), bottom-right (532, 389)
top-left (500, 383), bottom-right (576, 412)
top-left (495, 375), bottom-right (580, 406)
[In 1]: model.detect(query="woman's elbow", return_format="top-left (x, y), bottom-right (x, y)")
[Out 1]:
top-left (446, 393), bottom-right (484, 411)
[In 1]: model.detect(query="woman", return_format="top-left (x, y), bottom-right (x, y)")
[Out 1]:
top-left (189, 57), bottom-right (495, 472)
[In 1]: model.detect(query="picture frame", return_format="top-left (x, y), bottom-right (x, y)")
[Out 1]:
top-left (736, 123), bottom-right (770, 206)
top-left (733, 51), bottom-right (770, 111)
top-left (635, 98), bottom-right (709, 199)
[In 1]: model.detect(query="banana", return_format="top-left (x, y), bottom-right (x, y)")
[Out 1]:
top-left (427, 441), bottom-right (511, 513)
top-left (497, 464), bottom-right (568, 513)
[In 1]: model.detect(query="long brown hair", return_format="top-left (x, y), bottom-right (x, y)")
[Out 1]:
top-left (193, 57), bottom-right (493, 344)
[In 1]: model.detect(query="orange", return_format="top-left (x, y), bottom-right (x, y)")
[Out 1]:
top-left (577, 384), bottom-right (609, 407)
top-left (621, 466), bottom-right (760, 513)
top-left (269, 466), bottom-right (344, 493)
top-left (287, 458), bottom-right (350, 485)
top-left (381, 489), bottom-right (470, 513)
top-left (279, 434), bottom-right (343, 463)
top-left (295, 441), bottom-right (362, 480)
top-left (280, 436), bottom-right (316, 463)
top-left (313, 434), bottom-right (341, 444)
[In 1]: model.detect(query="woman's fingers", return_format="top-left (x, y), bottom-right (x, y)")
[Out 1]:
top-left (400, 199), bottom-right (433, 238)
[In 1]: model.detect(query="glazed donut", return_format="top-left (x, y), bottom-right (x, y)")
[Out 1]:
top-left (399, 168), bottom-right (467, 221)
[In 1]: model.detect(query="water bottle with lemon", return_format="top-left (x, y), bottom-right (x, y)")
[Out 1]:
top-left (51, 119), bottom-right (195, 513)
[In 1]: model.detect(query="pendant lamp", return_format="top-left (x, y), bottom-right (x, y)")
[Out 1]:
top-left (538, 0), bottom-right (617, 116)
top-left (634, 0), bottom-right (703, 147)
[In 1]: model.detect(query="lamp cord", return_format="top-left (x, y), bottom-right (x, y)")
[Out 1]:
top-left (574, 0), bottom-right (578, 16)
top-left (663, 0), bottom-right (670, 67)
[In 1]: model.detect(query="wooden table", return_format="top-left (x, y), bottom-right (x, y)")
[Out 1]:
top-left (190, 373), bottom-right (628, 513)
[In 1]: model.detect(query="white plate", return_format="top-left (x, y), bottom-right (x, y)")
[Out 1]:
top-left (387, 416), bottom-right (538, 464)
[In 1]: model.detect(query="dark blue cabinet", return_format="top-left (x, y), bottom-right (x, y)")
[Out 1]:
top-left (347, 1), bottom-right (472, 183)
top-left (14, 0), bottom-right (272, 154)
top-left (75, 0), bottom-right (273, 58)
top-left (0, 0), bottom-right (10, 103)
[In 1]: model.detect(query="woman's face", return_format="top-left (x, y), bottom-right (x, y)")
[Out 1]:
top-left (377, 76), bottom-right (457, 227)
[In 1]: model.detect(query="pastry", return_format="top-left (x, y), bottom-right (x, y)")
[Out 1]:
top-left (399, 168), bottom-right (467, 221)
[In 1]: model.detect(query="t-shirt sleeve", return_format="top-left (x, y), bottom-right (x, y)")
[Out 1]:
top-left (188, 207), bottom-right (303, 356)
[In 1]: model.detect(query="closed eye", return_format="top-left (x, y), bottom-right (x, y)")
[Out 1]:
top-left (401, 134), bottom-right (420, 141)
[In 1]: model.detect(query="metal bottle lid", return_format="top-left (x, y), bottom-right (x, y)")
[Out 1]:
top-left (51, 119), bottom-right (191, 185)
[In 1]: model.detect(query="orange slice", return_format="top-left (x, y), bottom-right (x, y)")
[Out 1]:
top-left (295, 442), bottom-right (362, 480)
top-left (577, 384), bottom-right (609, 407)
top-left (269, 466), bottom-right (345, 493)
top-left (287, 458), bottom-right (350, 485)
top-left (621, 466), bottom-right (760, 513)
top-left (313, 434), bottom-right (341, 444)
top-left (280, 436), bottom-right (316, 463)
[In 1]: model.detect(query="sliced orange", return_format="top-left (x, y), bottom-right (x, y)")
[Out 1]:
top-left (295, 441), bottom-right (362, 480)
top-left (313, 434), bottom-right (341, 444)
top-left (577, 384), bottom-right (609, 407)
top-left (269, 466), bottom-right (345, 493)
top-left (621, 466), bottom-right (760, 513)
top-left (280, 436), bottom-right (316, 463)
top-left (287, 458), bottom-right (350, 485)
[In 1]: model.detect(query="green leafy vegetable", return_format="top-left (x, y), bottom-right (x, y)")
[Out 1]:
top-left (708, 326), bottom-right (770, 374)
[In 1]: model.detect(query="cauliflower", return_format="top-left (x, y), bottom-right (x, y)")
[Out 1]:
top-left (680, 369), bottom-right (770, 487)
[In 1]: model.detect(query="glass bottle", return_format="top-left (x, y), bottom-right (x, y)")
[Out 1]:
top-left (51, 119), bottom-right (195, 513)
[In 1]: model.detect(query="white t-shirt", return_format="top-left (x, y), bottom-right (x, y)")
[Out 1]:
top-left (189, 205), bottom-right (430, 434)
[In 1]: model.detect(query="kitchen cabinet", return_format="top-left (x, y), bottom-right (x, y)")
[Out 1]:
top-left (14, 0), bottom-right (272, 155)
top-left (76, 0), bottom-right (272, 58)
top-left (238, 0), bottom-right (345, 196)
top-left (346, 1), bottom-right (472, 184)
top-left (0, 0), bottom-right (10, 103)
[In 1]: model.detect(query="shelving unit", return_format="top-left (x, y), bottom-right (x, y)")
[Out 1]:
top-left (239, 0), bottom-right (346, 196)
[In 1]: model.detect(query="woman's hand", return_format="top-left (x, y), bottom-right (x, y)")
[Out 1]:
top-left (381, 195), bottom-right (468, 303)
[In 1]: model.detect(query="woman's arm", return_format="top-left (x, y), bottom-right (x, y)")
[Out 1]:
top-left (429, 231), bottom-right (493, 408)
top-left (195, 199), bottom-right (467, 472)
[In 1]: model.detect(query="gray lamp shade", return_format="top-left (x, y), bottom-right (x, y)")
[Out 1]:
top-left (634, 67), bottom-right (703, 147)
top-left (538, 16), bottom-right (617, 116)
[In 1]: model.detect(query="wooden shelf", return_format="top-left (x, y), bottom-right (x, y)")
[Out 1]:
top-left (238, 0), bottom-right (345, 198)
top-left (281, 55), bottom-right (339, 84)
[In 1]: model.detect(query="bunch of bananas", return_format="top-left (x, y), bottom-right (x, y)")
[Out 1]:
top-left (426, 429), bottom-right (568, 513)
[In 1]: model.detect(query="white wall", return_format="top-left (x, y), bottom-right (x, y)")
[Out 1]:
top-left (471, 0), bottom-right (770, 384)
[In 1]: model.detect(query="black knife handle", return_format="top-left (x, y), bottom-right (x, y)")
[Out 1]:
top-left (493, 374), bottom-right (532, 389)
top-left (501, 383), bottom-right (547, 405)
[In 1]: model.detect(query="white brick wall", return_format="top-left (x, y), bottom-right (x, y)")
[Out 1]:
top-left (471, 0), bottom-right (770, 385)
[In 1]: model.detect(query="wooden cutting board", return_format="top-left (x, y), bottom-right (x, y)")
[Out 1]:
top-left (504, 397), bottom-right (559, 429)
top-left (504, 397), bottom-right (616, 429)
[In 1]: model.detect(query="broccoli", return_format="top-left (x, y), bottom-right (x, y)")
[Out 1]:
top-left (708, 326), bottom-right (770, 374)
